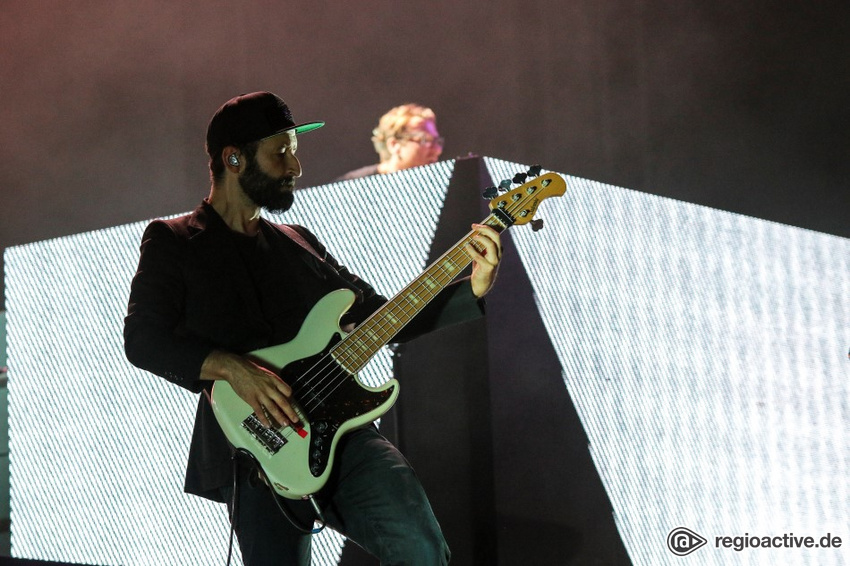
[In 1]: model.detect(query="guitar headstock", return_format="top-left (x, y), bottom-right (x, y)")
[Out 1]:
top-left (483, 166), bottom-right (567, 229)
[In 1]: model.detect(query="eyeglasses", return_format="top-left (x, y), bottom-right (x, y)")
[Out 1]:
top-left (397, 133), bottom-right (445, 148)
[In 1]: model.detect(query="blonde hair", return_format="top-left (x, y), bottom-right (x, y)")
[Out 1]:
top-left (371, 104), bottom-right (437, 162)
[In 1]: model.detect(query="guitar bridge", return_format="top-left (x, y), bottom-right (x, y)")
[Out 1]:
top-left (241, 414), bottom-right (288, 454)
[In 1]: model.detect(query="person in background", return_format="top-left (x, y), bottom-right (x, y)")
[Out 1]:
top-left (336, 103), bottom-right (444, 180)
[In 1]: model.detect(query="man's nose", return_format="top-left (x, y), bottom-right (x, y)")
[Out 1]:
top-left (288, 154), bottom-right (302, 178)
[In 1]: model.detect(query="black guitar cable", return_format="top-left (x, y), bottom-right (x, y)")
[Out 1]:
top-left (226, 451), bottom-right (241, 566)
top-left (255, 453), bottom-right (327, 536)
top-left (225, 449), bottom-right (327, 565)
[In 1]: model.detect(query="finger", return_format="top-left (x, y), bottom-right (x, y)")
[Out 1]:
top-left (252, 401), bottom-right (275, 428)
top-left (473, 223), bottom-right (501, 242)
top-left (468, 237), bottom-right (499, 265)
top-left (464, 243), bottom-right (488, 264)
top-left (257, 398), bottom-right (289, 429)
top-left (251, 367), bottom-right (297, 421)
top-left (471, 225), bottom-right (502, 261)
top-left (263, 404), bottom-right (279, 428)
top-left (277, 400), bottom-right (301, 426)
top-left (265, 390), bottom-right (301, 426)
top-left (272, 379), bottom-right (292, 398)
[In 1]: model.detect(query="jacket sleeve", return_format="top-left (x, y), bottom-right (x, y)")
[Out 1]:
top-left (123, 221), bottom-right (213, 393)
top-left (391, 275), bottom-right (486, 343)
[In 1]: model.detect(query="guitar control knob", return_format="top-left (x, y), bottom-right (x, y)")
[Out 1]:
top-left (314, 421), bottom-right (328, 433)
top-left (312, 450), bottom-right (322, 461)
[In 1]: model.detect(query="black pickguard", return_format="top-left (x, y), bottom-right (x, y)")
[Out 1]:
top-left (280, 335), bottom-right (396, 477)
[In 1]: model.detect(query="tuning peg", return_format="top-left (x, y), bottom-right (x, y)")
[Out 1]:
top-left (482, 186), bottom-right (499, 199)
top-left (512, 172), bottom-right (528, 184)
top-left (531, 218), bottom-right (544, 232)
top-left (527, 164), bottom-right (542, 177)
top-left (498, 179), bottom-right (512, 192)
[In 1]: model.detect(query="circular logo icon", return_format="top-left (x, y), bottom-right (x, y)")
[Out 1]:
top-left (667, 526), bottom-right (708, 556)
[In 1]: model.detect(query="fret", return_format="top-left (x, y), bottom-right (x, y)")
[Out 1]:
top-left (331, 230), bottom-right (485, 373)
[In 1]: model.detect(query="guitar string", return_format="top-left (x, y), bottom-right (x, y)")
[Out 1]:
top-left (292, 185), bottom-right (535, 410)
top-left (269, 176), bottom-right (551, 441)
top-left (263, 228), bottom-right (483, 445)
top-left (298, 238), bottom-right (480, 406)
top-left (295, 211), bottom-right (503, 401)
top-left (290, 228), bottom-right (486, 410)
top-left (273, 179), bottom-right (544, 441)
top-left (288, 209), bottom-right (507, 402)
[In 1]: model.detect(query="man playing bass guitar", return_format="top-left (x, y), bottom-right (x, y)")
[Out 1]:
top-left (124, 91), bottom-right (501, 566)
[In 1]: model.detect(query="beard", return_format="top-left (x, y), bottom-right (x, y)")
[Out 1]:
top-left (238, 156), bottom-right (296, 213)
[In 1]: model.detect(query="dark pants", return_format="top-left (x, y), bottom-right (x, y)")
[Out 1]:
top-left (221, 427), bottom-right (450, 565)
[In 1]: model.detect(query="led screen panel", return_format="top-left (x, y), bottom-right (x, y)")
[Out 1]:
top-left (4, 160), bottom-right (454, 566)
top-left (6, 155), bottom-right (849, 565)
top-left (484, 157), bottom-right (849, 565)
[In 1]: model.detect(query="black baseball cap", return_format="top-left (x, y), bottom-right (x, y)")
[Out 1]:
top-left (206, 91), bottom-right (324, 158)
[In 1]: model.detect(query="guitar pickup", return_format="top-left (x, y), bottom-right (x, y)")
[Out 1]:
top-left (241, 414), bottom-right (288, 454)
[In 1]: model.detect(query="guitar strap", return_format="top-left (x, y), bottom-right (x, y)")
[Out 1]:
top-left (279, 222), bottom-right (366, 306)
top-left (280, 224), bottom-right (324, 262)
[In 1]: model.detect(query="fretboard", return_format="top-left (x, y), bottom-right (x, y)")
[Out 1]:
top-left (332, 216), bottom-right (506, 373)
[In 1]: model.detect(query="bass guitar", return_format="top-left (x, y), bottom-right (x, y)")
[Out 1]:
top-left (211, 168), bottom-right (566, 499)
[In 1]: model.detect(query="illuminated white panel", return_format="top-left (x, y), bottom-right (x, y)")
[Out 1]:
top-left (13, 155), bottom-right (847, 565)
top-left (485, 157), bottom-right (850, 566)
top-left (5, 160), bottom-right (453, 566)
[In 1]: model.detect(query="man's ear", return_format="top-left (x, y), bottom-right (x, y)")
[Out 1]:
top-left (222, 146), bottom-right (241, 171)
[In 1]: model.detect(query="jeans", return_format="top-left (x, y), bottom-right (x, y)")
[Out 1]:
top-left (221, 427), bottom-right (451, 565)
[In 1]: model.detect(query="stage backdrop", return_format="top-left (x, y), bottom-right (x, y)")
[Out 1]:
top-left (5, 158), bottom-right (849, 565)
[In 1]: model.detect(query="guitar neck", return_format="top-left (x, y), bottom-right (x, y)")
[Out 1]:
top-left (332, 214), bottom-right (507, 373)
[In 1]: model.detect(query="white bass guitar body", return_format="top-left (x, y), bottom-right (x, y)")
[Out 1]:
top-left (211, 289), bottom-right (399, 499)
